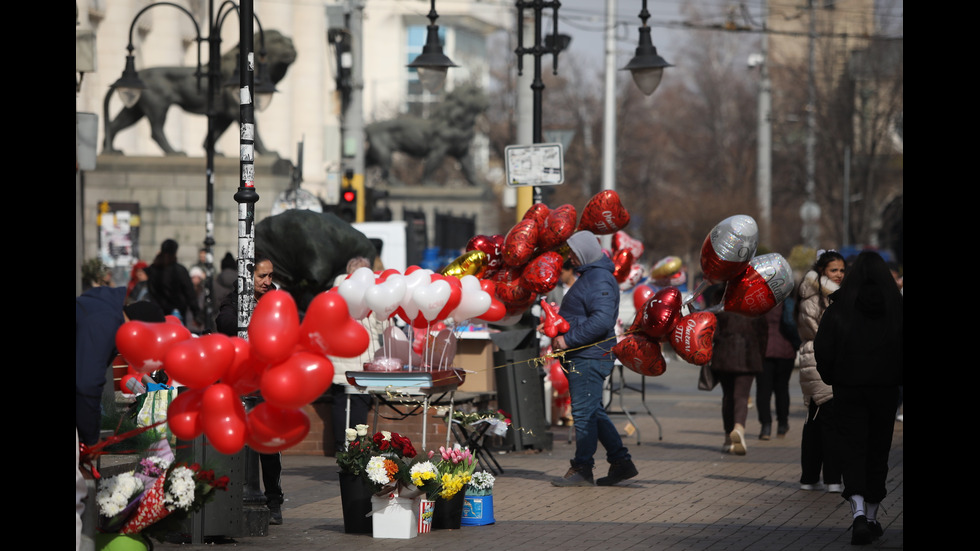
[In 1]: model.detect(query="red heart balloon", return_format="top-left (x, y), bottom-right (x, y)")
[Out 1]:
top-left (521, 251), bottom-right (564, 294)
top-left (245, 402), bottom-right (311, 454)
top-left (167, 387), bottom-right (205, 441)
top-left (201, 383), bottom-right (248, 455)
top-left (632, 284), bottom-right (654, 312)
top-left (221, 337), bottom-right (265, 396)
top-left (163, 333), bottom-right (236, 389)
top-left (248, 289), bottom-right (300, 365)
top-left (723, 253), bottom-right (794, 317)
top-left (522, 202), bottom-right (551, 231)
top-left (435, 274), bottom-right (463, 321)
top-left (612, 248), bottom-right (634, 283)
top-left (502, 218), bottom-right (538, 267)
top-left (669, 312), bottom-right (717, 366)
top-left (476, 279), bottom-right (507, 322)
top-left (466, 235), bottom-right (504, 278)
top-left (613, 334), bottom-right (667, 376)
top-left (639, 287), bottom-right (683, 339)
top-left (538, 204), bottom-right (577, 250)
top-left (577, 190), bottom-right (630, 235)
top-left (116, 320), bottom-right (192, 375)
top-left (700, 215), bottom-right (760, 284)
top-left (300, 291), bottom-right (370, 358)
top-left (260, 352), bottom-right (335, 409)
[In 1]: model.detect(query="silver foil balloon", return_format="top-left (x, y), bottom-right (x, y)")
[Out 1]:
top-left (709, 215), bottom-right (759, 264)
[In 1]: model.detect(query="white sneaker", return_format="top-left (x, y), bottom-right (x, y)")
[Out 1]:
top-left (826, 483), bottom-right (843, 493)
top-left (800, 483), bottom-right (825, 491)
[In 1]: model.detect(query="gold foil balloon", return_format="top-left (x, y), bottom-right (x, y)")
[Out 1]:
top-left (441, 250), bottom-right (489, 279)
top-left (650, 256), bottom-right (683, 279)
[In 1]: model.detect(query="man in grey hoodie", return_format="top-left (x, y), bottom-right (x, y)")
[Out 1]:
top-left (545, 230), bottom-right (638, 486)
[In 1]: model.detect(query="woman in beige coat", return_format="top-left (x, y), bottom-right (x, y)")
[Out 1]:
top-left (796, 250), bottom-right (845, 492)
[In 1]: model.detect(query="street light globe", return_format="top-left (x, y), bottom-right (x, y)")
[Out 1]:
top-left (415, 66), bottom-right (449, 94)
top-left (629, 67), bottom-right (665, 96)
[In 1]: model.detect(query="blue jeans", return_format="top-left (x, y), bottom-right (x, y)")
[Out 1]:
top-left (565, 357), bottom-right (630, 469)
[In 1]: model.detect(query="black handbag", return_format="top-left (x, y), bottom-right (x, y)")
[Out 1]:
top-left (698, 364), bottom-right (718, 391)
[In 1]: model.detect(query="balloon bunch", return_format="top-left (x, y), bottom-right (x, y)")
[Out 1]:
top-left (114, 289), bottom-right (370, 455)
top-left (464, 190), bottom-right (632, 325)
top-left (613, 215), bottom-right (795, 376)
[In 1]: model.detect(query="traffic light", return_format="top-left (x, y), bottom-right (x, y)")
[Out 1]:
top-left (338, 170), bottom-right (365, 223)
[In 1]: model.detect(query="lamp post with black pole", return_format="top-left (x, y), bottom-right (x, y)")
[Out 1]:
top-left (108, 0), bottom-right (276, 538)
top-left (109, 0), bottom-right (276, 336)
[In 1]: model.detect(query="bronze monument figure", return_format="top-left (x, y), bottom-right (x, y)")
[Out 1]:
top-left (102, 30), bottom-right (297, 157)
top-left (364, 83), bottom-right (489, 186)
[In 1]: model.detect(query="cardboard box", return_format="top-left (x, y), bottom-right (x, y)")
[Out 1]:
top-left (455, 336), bottom-right (495, 393)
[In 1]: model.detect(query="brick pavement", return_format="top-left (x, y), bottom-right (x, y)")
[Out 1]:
top-left (150, 361), bottom-right (903, 550)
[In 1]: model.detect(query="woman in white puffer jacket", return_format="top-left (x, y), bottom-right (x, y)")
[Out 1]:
top-left (795, 250), bottom-right (845, 493)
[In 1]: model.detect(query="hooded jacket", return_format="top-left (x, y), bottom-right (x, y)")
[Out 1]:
top-left (76, 286), bottom-right (127, 445)
top-left (558, 232), bottom-right (619, 361)
top-left (796, 269), bottom-right (839, 406)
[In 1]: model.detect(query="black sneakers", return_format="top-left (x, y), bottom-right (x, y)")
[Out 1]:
top-left (596, 459), bottom-right (638, 486)
top-left (552, 461), bottom-right (595, 487)
top-left (269, 503), bottom-right (283, 525)
top-left (850, 515), bottom-right (873, 545)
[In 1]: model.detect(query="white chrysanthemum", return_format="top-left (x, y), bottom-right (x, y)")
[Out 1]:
top-left (165, 466), bottom-right (197, 511)
top-left (97, 473), bottom-right (144, 517)
top-left (366, 456), bottom-right (391, 485)
top-left (470, 471), bottom-right (495, 490)
top-left (409, 461), bottom-right (437, 487)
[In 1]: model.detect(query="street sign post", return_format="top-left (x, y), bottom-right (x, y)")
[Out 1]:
top-left (505, 143), bottom-right (564, 187)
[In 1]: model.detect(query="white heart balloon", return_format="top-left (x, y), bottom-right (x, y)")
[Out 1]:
top-left (450, 275), bottom-right (491, 322)
top-left (414, 279), bottom-right (451, 322)
top-left (337, 267), bottom-right (376, 319)
top-left (365, 274), bottom-right (406, 321)
top-left (400, 268), bottom-right (432, 320)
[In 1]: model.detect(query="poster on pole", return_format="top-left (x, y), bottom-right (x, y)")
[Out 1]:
top-left (505, 143), bottom-right (564, 187)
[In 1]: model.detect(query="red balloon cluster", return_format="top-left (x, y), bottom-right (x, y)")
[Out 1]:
top-left (464, 191), bottom-right (633, 323)
top-left (114, 289), bottom-right (370, 455)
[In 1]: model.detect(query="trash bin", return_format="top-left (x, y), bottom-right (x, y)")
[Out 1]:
top-left (491, 329), bottom-right (553, 451)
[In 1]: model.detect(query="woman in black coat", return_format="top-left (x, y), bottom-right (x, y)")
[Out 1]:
top-left (815, 251), bottom-right (903, 545)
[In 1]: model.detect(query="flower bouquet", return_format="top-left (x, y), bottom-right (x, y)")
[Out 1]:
top-left (96, 453), bottom-right (229, 543)
top-left (337, 425), bottom-right (418, 496)
top-left (462, 470), bottom-right (496, 526)
top-left (410, 443), bottom-right (478, 530)
top-left (453, 409), bottom-right (512, 438)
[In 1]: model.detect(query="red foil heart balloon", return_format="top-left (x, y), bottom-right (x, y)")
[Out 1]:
top-left (538, 204), bottom-right (577, 250)
top-left (669, 312), bottom-right (717, 365)
top-left (300, 291), bottom-right (370, 358)
top-left (613, 334), bottom-right (667, 376)
top-left (466, 234), bottom-right (503, 278)
top-left (639, 287), bottom-right (683, 339)
top-left (522, 202), bottom-right (551, 231)
top-left (723, 253), bottom-right (795, 317)
top-left (116, 320), bottom-right (192, 375)
top-left (577, 190), bottom-right (630, 235)
top-left (521, 251), bottom-right (564, 294)
top-left (632, 284), bottom-right (654, 312)
top-left (503, 219), bottom-right (539, 267)
top-left (612, 248), bottom-right (634, 283)
top-left (163, 333), bottom-right (236, 389)
top-left (700, 215), bottom-right (759, 284)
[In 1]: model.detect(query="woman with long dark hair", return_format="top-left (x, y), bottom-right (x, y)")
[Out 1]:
top-left (815, 251), bottom-right (902, 545)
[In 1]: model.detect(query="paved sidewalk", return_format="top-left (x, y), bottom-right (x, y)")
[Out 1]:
top-left (152, 361), bottom-right (903, 550)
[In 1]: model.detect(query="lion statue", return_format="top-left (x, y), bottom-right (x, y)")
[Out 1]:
top-left (102, 29), bottom-right (297, 157)
top-left (364, 83), bottom-right (489, 186)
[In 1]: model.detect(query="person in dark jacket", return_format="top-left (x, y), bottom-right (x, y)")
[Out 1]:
top-left (145, 239), bottom-right (201, 327)
top-left (544, 230), bottom-right (637, 487)
top-left (815, 251), bottom-right (903, 545)
top-left (708, 285), bottom-right (769, 455)
top-left (756, 298), bottom-right (799, 440)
